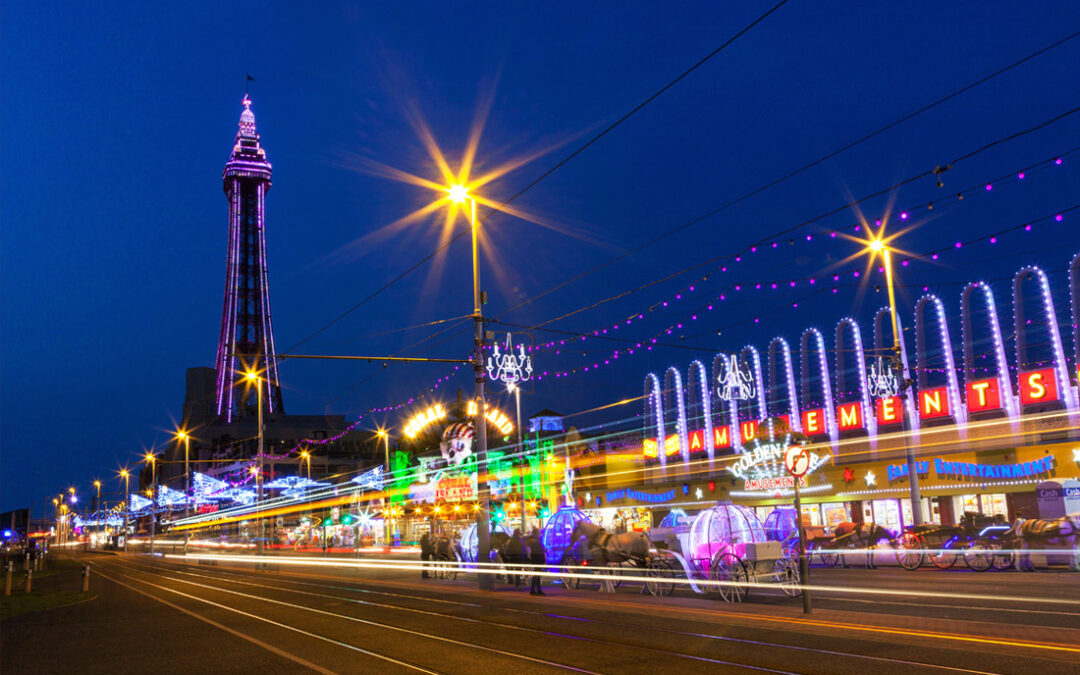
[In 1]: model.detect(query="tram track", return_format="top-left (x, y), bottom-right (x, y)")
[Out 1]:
top-left (95, 556), bottom-right (810, 675)
top-left (90, 557), bottom-right (606, 675)
top-left (105, 555), bottom-right (1014, 674)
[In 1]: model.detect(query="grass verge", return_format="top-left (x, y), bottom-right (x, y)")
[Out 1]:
top-left (1, 589), bottom-right (96, 620)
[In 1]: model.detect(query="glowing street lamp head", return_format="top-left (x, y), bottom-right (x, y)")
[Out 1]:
top-left (376, 428), bottom-right (388, 439)
top-left (119, 469), bottom-right (129, 479)
top-left (867, 238), bottom-right (885, 254)
top-left (94, 480), bottom-right (101, 488)
top-left (175, 429), bottom-right (189, 441)
top-left (68, 487), bottom-right (75, 495)
top-left (244, 370), bottom-right (260, 384)
top-left (300, 450), bottom-right (309, 459)
top-left (144, 452), bottom-right (155, 464)
top-left (448, 184), bottom-right (469, 204)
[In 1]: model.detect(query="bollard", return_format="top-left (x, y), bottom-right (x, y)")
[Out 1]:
top-left (5, 562), bottom-right (12, 596)
top-left (24, 553), bottom-right (31, 572)
top-left (24, 568), bottom-right (32, 593)
top-left (82, 565), bottom-right (90, 592)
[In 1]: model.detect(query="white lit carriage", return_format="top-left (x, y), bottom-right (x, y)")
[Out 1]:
top-left (459, 520), bottom-right (512, 563)
top-left (647, 502), bottom-right (801, 601)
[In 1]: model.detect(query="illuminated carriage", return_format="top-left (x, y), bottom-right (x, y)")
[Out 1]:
top-left (540, 505), bottom-right (591, 566)
top-left (763, 506), bottom-right (799, 556)
top-left (459, 520), bottom-right (512, 563)
top-left (647, 503), bottom-right (800, 601)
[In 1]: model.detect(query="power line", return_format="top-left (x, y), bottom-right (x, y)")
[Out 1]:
top-left (497, 106), bottom-right (1080, 325)
top-left (494, 28), bottom-right (1080, 318)
top-left (284, 2), bottom-right (790, 354)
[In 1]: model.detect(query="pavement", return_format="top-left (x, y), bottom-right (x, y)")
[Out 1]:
top-left (2, 550), bottom-right (1078, 674)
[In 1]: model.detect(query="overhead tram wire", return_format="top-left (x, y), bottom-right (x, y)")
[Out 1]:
top-left (494, 111), bottom-right (1080, 332)
top-left (279, 2), bottom-right (790, 356)
top-left (495, 28), bottom-right (1080, 319)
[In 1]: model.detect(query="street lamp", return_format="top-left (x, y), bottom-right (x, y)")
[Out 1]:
top-left (448, 183), bottom-right (492, 590)
top-left (300, 449), bottom-right (311, 480)
top-left (119, 469), bottom-right (130, 552)
top-left (144, 451), bottom-right (157, 554)
top-left (863, 230), bottom-right (924, 526)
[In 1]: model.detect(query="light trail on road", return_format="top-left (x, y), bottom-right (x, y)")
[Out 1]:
top-left (141, 556), bottom-right (1007, 674)
top-left (161, 552), bottom-right (1080, 615)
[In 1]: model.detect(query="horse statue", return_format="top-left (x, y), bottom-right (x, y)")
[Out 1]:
top-left (831, 521), bottom-right (895, 569)
top-left (1014, 515), bottom-right (1080, 572)
top-left (570, 521), bottom-right (651, 567)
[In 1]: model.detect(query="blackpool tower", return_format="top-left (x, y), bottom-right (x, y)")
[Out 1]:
top-left (214, 95), bottom-right (285, 421)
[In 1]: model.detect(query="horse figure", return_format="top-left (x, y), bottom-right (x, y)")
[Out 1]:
top-left (832, 522), bottom-right (894, 569)
top-left (569, 521), bottom-right (651, 567)
top-left (1014, 515), bottom-right (1080, 572)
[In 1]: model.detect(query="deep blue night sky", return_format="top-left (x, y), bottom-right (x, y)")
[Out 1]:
top-left (4, 2), bottom-right (1080, 512)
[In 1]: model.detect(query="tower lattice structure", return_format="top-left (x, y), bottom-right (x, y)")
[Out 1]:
top-left (214, 95), bottom-right (285, 421)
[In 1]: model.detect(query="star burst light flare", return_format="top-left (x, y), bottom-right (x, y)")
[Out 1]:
top-left (334, 95), bottom-right (597, 294)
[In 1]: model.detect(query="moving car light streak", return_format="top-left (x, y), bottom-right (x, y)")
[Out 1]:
top-left (163, 553), bottom-right (1080, 615)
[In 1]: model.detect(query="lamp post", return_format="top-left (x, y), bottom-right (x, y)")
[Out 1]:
top-left (93, 481), bottom-right (101, 512)
top-left (376, 429), bottom-right (391, 546)
top-left (144, 452), bottom-right (157, 555)
top-left (244, 370), bottom-right (265, 556)
top-left (508, 382), bottom-right (527, 532)
top-left (866, 235), bottom-right (923, 526)
top-left (119, 469), bottom-right (130, 552)
top-left (176, 429), bottom-right (192, 554)
top-left (448, 184), bottom-right (491, 590)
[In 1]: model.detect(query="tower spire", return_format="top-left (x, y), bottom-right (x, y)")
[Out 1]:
top-left (214, 96), bottom-right (284, 422)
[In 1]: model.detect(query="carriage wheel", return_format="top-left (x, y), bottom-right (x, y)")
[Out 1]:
top-left (560, 553), bottom-right (581, 589)
top-left (818, 549), bottom-right (840, 568)
top-left (773, 557), bottom-right (801, 597)
top-left (895, 533), bottom-right (925, 570)
top-left (931, 539), bottom-right (959, 570)
top-left (711, 552), bottom-right (749, 603)
top-left (645, 558), bottom-right (675, 597)
top-left (963, 543), bottom-right (993, 572)
top-left (606, 562), bottom-right (623, 589)
top-left (991, 543), bottom-right (1015, 571)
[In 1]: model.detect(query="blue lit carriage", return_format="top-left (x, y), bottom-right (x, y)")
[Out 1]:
top-left (763, 506), bottom-right (799, 551)
top-left (540, 505), bottom-right (591, 565)
top-left (658, 508), bottom-right (693, 529)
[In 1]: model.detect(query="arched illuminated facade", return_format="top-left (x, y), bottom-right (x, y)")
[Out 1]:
top-left (643, 252), bottom-right (1080, 465)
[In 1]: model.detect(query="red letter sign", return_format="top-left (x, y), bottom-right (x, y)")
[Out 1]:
top-left (966, 378), bottom-right (1001, 412)
top-left (836, 402), bottom-right (864, 430)
top-left (919, 386), bottom-right (950, 420)
top-left (876, 396), bottom-right (903, 425)
top-left (713, 425), bottom-right (731, 449)
top-left (688, 429), bottom-right (705, 453)
top-left (1019, 368), bottom-right (1058, 405)
top-left (739, 420), bottom-right (759, 443)
top-left (801, 408), bottom-right (825, 436)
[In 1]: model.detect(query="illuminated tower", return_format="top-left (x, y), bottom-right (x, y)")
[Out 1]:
top-left (214, 95), bottom-right (285, 421)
